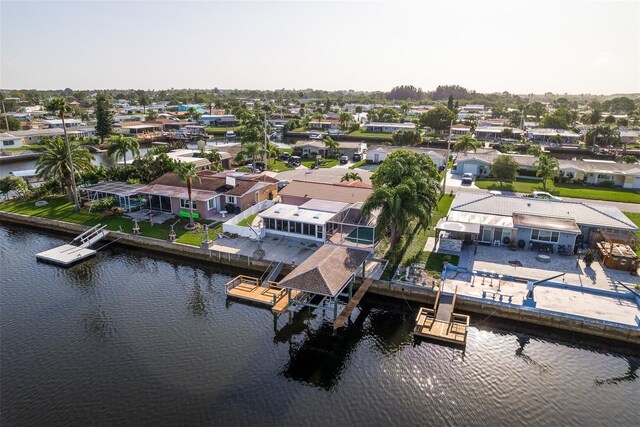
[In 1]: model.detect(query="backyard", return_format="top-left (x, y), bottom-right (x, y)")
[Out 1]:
top-left (379, 194), bottom-right (456, 279)
top-left (474, 178), bottom-right (640, 203)
top-left (0, 197), bottom-right (220, 246)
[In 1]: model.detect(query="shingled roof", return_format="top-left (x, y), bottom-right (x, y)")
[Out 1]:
top-left (278, 245), bottom-right (370, 297)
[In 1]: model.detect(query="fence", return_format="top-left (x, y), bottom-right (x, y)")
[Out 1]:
top-left (222, 199), bottom-right (275, 239)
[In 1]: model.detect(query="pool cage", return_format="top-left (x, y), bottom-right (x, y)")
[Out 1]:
top-left (79, 182), bottom-right (147, 213)
top-left (325, 202), bottom-right (378, 248)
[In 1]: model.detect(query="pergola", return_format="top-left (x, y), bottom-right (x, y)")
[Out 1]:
top-left (277, 244), bottom-right (371, 321)
top-left (434, 219), bottom-right (480, 252)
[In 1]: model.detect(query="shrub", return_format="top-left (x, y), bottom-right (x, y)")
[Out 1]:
top-left (597, 180), bottom-right (615, 188)
top-left (583, 249), bottom-right (594, 267)
top-left (92, 197), bottom-right (117, 212)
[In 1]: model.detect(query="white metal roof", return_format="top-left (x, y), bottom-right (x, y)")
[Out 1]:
top-left (259, 203), bottom-right (335, 225)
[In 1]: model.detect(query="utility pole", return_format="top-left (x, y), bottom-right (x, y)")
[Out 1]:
top-left (441, 120), bottom-right (454, 195)
top-left (1, 97), bottom-right (9, 131)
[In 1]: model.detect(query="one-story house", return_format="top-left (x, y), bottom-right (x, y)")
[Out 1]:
top-left (7, 127), bottom-right (95, 145)
top-left (199, 115), bottom-right (238, 127)
top-left (293, 140), bottom-right (366, 158)
top-left (42, 119), bottom-right (84, 129)
top-left (438, 192), bottom-right (638, 253)
top-left (278, 180), bottom-right (372, 206)
top-left (526, 128), bottom-right (580, 144)
top-left (0, 132), bottom-right (23, 148)
top-left (116, 122), bottom-right (162, 135)
top-left (362, 122), bottom-right (416, 133)
top-left (474, 126), bottom-right (523, 141)
top-left (453, 151), bottom-right (538, 177)
top-left (559, 159), bottom-right (640, 189)
top-left (620, 130), bottom-right (640, 146)
top-left (365, 145), bottom-right (446, 168)
top-left (137, 171), bottom-right (278, 219)
top-left (450, 124), bottom-right (472, 137)
top-left (307, 119), bottom-right (341, 130)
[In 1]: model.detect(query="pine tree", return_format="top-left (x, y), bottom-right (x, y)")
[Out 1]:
top-left (447, 94), bottom-right (454, 111)
top-left (95, 94), bottom-right (113, 145)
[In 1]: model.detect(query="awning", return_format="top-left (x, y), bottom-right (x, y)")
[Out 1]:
top-left (435, 219), bottom-right (480, 234)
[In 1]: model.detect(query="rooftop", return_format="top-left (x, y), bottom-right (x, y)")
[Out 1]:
top-left (259, 203), bottom-right (337, 225)
top-left (279, 180), bottom-right (372, 204)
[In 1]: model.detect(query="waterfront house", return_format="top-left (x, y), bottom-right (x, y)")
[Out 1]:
top-left (474, 126), bottom-right (523, 141)
top-left (0, 132), bottom-right (23, 148)
top-left (8, 127), bottom-right (95, 145)
top-left (307, 119), bottom-right (341, 131)
top-left (437, 192), bottom-right (638, 253)
top-left (42, 119), bottom-right (84, 129)
top-left (137, 171), bottom-right (277, 219)
top-left (526, 128), bottom-right (580, 144)
top-left (451, 124), bottom-right (472, 138)
top-left (453, 151), bottom-right (538, 177)
top-left (558, 159), bottom-right (640, 189)
top-left (362, 122), bottom-right (416, 133)
top-left (365, 145), bottom-right (446, 168)
top-left (293, 140), bottom-right (366, 158)
top-left (457, 104), bottom-right (487, 121)
top-left (199, 115), bottom-right (238, 127)
top-left (620, 130), bottom-right (640, 146)
top-left (278, 180), bottom-right (372, 206)
top-left (115, 122), bottom-right (162, 135)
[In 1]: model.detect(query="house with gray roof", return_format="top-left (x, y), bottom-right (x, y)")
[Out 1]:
top-left (437, 192), bottom-right (637, 253)
top-left (365, 145), bottom-right (447, 168)
top-left (559, 159), bottom-right (640, 189)
top-left (453, 151), bottom-right (538, 177)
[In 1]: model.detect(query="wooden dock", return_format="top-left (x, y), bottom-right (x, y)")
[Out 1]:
top-left (413, 286), bottom-right (469, 346)
top-left (333, 278), bottom-right (373, 329)
top-left (225, 275), bottom-right (299, 313)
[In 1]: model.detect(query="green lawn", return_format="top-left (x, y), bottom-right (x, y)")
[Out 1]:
top-left (474, 178), bottom-right (640, 203)
top-left (237, 212), bottom-right (258, 227)
top-left (290, 127), bottom-right (306, 132)
top-left (624, 212), bottom-right (640, 257)
top-left (268, 159), bottom-right (294, 172)
top-left (347, 129), bottom-right (395, 140)
top-left (380, 194), bottom-right (455, 279)
top-left (204, 126), bottom-right (241, 134)
top-left (301, 158), bottom-right (339, 169)
top-left (349, 159), bottom-right (369, 169)
top-left (2, 144), bottom-right (45, 152)
top-left (0, 197), bottom-right (220, 246)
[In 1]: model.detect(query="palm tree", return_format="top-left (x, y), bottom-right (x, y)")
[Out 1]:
top-left (137, 91), bottom-right (150, 114)
top-left (535, 154), bottom-right (559, 190)
top-left (45, 97), bottom-right (81, 210)
top-left (107, 134), bottom-right (140, 166)
top-left (339, 111), bottom-right (352, 130)
top-left (236, 141), bottom-right (264, 171)
top-left (453, 135), bottom-right (480, 153)
top-left (187, 106), bottom-right (201, 122)
top-left (323, 136), bottom-right (340, 158)
top-left (36, 136), bottom-right (94, 203)
top-left (174, 162), bottom-right (200, 229)
top-left (341, 172), bottom-right (362, 182)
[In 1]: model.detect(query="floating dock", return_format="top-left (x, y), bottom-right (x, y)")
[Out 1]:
top-left (225, 275), bottom-right (301, 314)
top-left (35, 224), bottom-right (109, 267)
top-left (414, 286), bottom-right (469, 346)
top-left (35, 244), bottom-right (97, 266)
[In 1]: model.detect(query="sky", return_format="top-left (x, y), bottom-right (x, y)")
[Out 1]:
top-left (1, 0), bottom-right (639, 94)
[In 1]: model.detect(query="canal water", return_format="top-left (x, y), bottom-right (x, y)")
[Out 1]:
top-left (1, 224), bottom-right (638, 425)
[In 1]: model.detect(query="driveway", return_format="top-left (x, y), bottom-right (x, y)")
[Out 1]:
top-left (442, 170), bottom-right (478, 192)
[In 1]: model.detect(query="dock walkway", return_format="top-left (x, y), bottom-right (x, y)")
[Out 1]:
top-left (225, 275), bottom-right (299, 313)
top-left (413, 286), bottom-right (469, 346)
top-left (333, 278), bottom-right (373, 329)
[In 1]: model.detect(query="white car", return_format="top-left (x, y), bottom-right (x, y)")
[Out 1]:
top-left (528, 191), bottom-right (562, 201)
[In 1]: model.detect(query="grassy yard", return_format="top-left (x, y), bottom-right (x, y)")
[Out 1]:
top-left (2, 144), bottom-right (45, 152)
top-left (301, 158), bottom-right (339, 169)
top-left (474, 178), bottom-right (640, 203)
top-left (347, 129), bottom-right (395, 140)
top-left (268, 159), bottom-right (295, 172)
top-left (204, 126), bottom-right (241, 134)
top-left (349, 159), bottom-right (369, 169)
top-left (0, 196), bottom-right (220, 246)
top-left (380, 194), bottom-right (455, 279)
top-left (624, 212), bottom-right (640, 257)
top-left (237, 212), bottom-right (258, 227)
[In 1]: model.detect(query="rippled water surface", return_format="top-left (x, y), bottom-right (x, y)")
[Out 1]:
top-left (1, 224), bottom-right (638, 425)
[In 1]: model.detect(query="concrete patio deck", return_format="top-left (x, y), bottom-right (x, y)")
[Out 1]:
top-left (206, 235), bottom-right (318, 265)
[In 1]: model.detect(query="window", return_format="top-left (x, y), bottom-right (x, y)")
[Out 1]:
top-left (597, 174), bottom-right (613, 181)
top-left (3, 140), bottom-right (15, 146)
top-left (226, 195), bottom-right (236, 204)
top-left (180, 199), bottom-right (197, 209)
top-left (207, 198), bottom-right (217, 210)
top-left (531, 229), bottom-right (559, 243)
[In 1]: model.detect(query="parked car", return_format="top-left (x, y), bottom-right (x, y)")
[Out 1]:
top-left (254, 161), bottom-right (266, 171)
top-left (525, 191), bottom-right (563, 201)
top-left (288, 156), bottom-right (301, 166)
top-left (352, 153), bottom-right (362, 162)
top-left (340, 155), bottom-right (349, 165)
top-left (461, 173), bottom-right (474, 185)
top-left (277, 180), bottom-right (290, 190)
top-left (279, 152), bottom-right (291, 161)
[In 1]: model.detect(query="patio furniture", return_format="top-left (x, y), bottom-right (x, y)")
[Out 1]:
top-left (493, 240), bottom-right (501, 246)
top-left (537, 254), bottom-right (551, 263)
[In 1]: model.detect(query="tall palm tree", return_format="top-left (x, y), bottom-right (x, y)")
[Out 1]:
top-left (453, 135), bottom-right (480, 153)
top-left (341, 172), bottom-right (362, 182)
top-left (36, 136), bottom-right (94, 203)
top-left (323, 136), bottom-right (340, 158)
top-left (235, 141), bottom-right (264, 171)
top-left (107, 134), bottom-right (140, 166)
top-left (137, 91), bottom-right (150, 114)
top-left (45, 97), bottom-right (81, 210)
top-left (535, 153), bottom-right (559, 190)
top-left (174, 162), bottom-right (200, 229)
top-left (339, 111), bottom-right (352, 130)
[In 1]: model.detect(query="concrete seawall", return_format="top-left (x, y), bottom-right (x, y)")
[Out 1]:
top-left (1, 210), bottom-right (638, 344)
top-left (368, 280), bottom-right (640, 345)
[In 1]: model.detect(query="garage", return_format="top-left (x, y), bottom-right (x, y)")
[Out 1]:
top-left (463, 163), bottom-right (479, 176)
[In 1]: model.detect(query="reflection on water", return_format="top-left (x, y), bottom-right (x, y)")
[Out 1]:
top-left (1, 224), bottom-right (638, 425)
